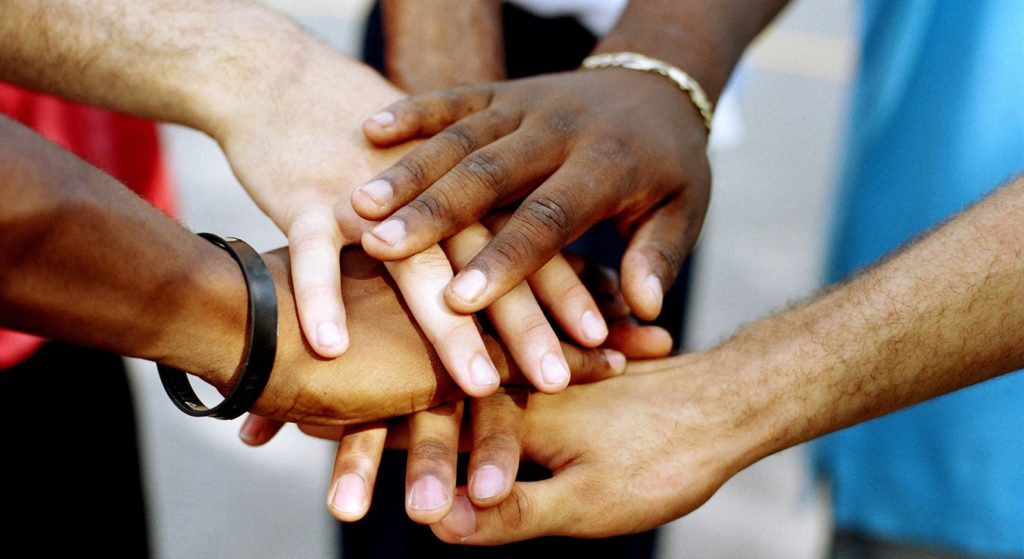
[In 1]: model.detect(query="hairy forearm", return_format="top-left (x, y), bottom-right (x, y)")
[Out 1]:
top-left (595, 0), bottom-right (790, 102)
top-left (0, 116), bottom-right (246, 386)
top-left (381, 0), bottom-right (505, 92)
top-left (718, 175), bottom-right (1024, 463)
top-left (0, 0), bottom-right (387, 137)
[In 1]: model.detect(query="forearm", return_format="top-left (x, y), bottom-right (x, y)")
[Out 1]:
top-left (381, 0), bottom-right (505, 92)
top-left (595, 0), bottom-right (790, 102)
top-left (718, 175), bottom-right (1024, 464)
top-left (0, 0), bottom-right (390, 137)
top-left (0, 116), bottom-right (245, 387)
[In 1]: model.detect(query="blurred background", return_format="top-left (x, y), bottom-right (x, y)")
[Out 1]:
top-left (126, 0), bottom-right (858, 557)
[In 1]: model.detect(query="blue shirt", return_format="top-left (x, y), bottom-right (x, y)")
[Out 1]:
top-left (816, 1), bottom-right (1024, 555)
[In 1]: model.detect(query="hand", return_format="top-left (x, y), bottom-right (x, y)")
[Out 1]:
top-left (354, 69), bottom-right (711, 320)
top-left (234, 247), bottom-right (615, 424)
top-left (430, 352), bottom-right (753, 543)
top-left (310, 256), bottom-right (673, 522)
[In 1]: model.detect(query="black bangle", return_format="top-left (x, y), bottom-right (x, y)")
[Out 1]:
top-left (157, 233), bottom-right (278, 420)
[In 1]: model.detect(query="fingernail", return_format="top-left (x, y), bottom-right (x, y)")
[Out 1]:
top-left (239, 416), bottom-right (263, 445)
top-left (318, 321), bottom-right (344, 349)
top-left (358, 179), bottom-right (393, 209)
top-left (541, 352), bottom-right (570, 387)
top-left (331, 473), bottom-right (367, 515)
top-left (370, 111), bottom-right (395, 126)
top-left (469, 353), bottom-right (500, 388)
top-left (645, 274), bottom-right (663, 304)
top-left (470, 465), bottom-right (506, 500)
top-left (371, 219), bottom-right (405, 245)
top-left (580, 310), bottom-right (608, 343)
top-left (409, 475), bottom-right (449, 511)
top-left (442, 495), bottom-right (477, 540)
top-left (604, 349), bottom-right (627, 373)
top-left (450, 269), bottom-right (487, 304)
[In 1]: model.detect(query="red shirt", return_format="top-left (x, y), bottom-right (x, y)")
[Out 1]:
top-left (0, 83), bottom-right (174, 368)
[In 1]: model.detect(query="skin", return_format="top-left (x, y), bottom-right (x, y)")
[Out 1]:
top-left (355, 0), bottom-right (790, 320)
top-left (0, 114), bottom-right (622, 426)
top-left (0, 0), bottom-right (612, 396)
top-left (413, 174), bottom-right (1024, 543)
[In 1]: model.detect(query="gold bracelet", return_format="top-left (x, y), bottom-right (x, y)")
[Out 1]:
top-left (581, 51), bottom-right (714, 132)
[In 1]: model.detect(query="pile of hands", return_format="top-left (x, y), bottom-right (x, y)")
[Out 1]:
top-left (189, 34), bottom-right (731, 544)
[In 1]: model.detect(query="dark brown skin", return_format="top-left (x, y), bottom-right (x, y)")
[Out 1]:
top-left (356, 0), bottom-right (791, 321)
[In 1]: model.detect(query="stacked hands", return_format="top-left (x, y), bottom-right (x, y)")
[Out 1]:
top-left (223, 63), bottom-right (706, 541)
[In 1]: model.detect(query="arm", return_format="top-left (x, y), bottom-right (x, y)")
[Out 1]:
top-left (380, 0), bottom-right (506, 93)
top-left (0, 115), bottom-right (618, 424)
top-left (428, 174), bottom-right (1024, 542)
top-left (354, 0), bottom-right (791, 319)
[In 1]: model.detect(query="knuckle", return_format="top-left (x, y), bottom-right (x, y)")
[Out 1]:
top-left (520, 194), bottom-right (575, 238)
top-left (516, 313), bottom-right (556, 344)
top-left (395, 157), bottom-right (429, 187)
top-left (402, 246), bottom-right (454, 273)
top-left (406, 191), bottom-right (454, 224)
top-left (642, 239), bottom-right (685, 277)
top-left (587, 136), bottom-right (632, 162)
top-left (437, 125), bottom-right (478, 155)
top-left (474, 430), bottom-right (519, 454)
top-left (435, 319), bottom-right (481, 347)
top-left (456, 150), bottom-right (510, 197)
top-left (497, 489), bottom-right (532, 531)
top-left (542, 108), bottom-right (579, 135)
top-left (409, 438), bottom-right (454, 465)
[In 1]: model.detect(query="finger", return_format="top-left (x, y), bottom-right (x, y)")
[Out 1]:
top-left (561, 342), bottom-right (627, 380)
top-left (386, 245), bottom-right (500, 397)
top-left (353, 109), bottom-right (520, 220)
top-left (363, 86), bottom-right (495, 146)
top-left (287, 206), bottom-right (349, 356)
top-left (238, 414), bottom-right (285, 446)
top-left (605, 322), bottom-right (674, 359)
top-left (620, 199), bottom-right (699, 321)
top-left (527, 254), bottom-right (608, 347)
top-left (467, 390), bottom-right (526, 507)
top-left (326, 422), bottom-right (388, 521)
top-left (361, 130), bottom-right (563, 261)
top-left (445, 158), bottom-right (617, 313)
top-left (445, 225), bottom-right (570, 393)
top-left (431, 471), bottom-right (591, 544)
top-left (406, 401), bottom-right (464, 524)
top-left (300, 423), bottom-right (345, 441)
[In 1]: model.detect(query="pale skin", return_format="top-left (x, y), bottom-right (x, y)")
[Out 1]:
top-left (396, 174), bottom-right (1023, 542)
top-left (0, 0), bottom-right (614, 396)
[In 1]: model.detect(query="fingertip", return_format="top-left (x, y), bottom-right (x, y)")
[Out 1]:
top-left (313, 320), bottom-right (349, 357)
top-left (351, 179), bottom-right (394, 219)
top-left (580, 309), bottom-right (609, 346)
top-left (239, 415), bottom-right (266, 446)
top-left (435, 494), bottom-right (477, 542)
top-left (469, 464), bottom-right (509, 504)
top-left (538, 352), bottom-right (570, 393)
top-left (603, 349), bottom-right (627, 375)
top-left (446, 269), bottom-right (489, 312)
top-left (464, 353), bottom-right (501, 397)
top-left (329, 472), bottom-right (370, 521)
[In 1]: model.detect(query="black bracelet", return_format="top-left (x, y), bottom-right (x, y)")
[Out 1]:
top-left (158, 233), bottom-right (278, 420)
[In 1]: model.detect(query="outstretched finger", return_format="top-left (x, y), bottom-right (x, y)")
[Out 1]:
top-left (353, 109), bottom-right (521, 221)
top-left (466, 390), bottom-right (526, 507)
top-left (405, 401), bottom-right (464, 524)
top-left (326, 422), bottom-right (388, 522)
top-left (360, 129), bottom-right (563, 262)
top-left (386, 245), bottom-right (501, 397)
top-left (445, 225), bottom-right (570, 393)
top-left (287, 205), bottom-right (349, 356)
top-left (363, 85), bottom-right (496, 147)
top-left (620, 197), bottom-right (703, 321)
top-left (445, 158), bottom-right (618, 313)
